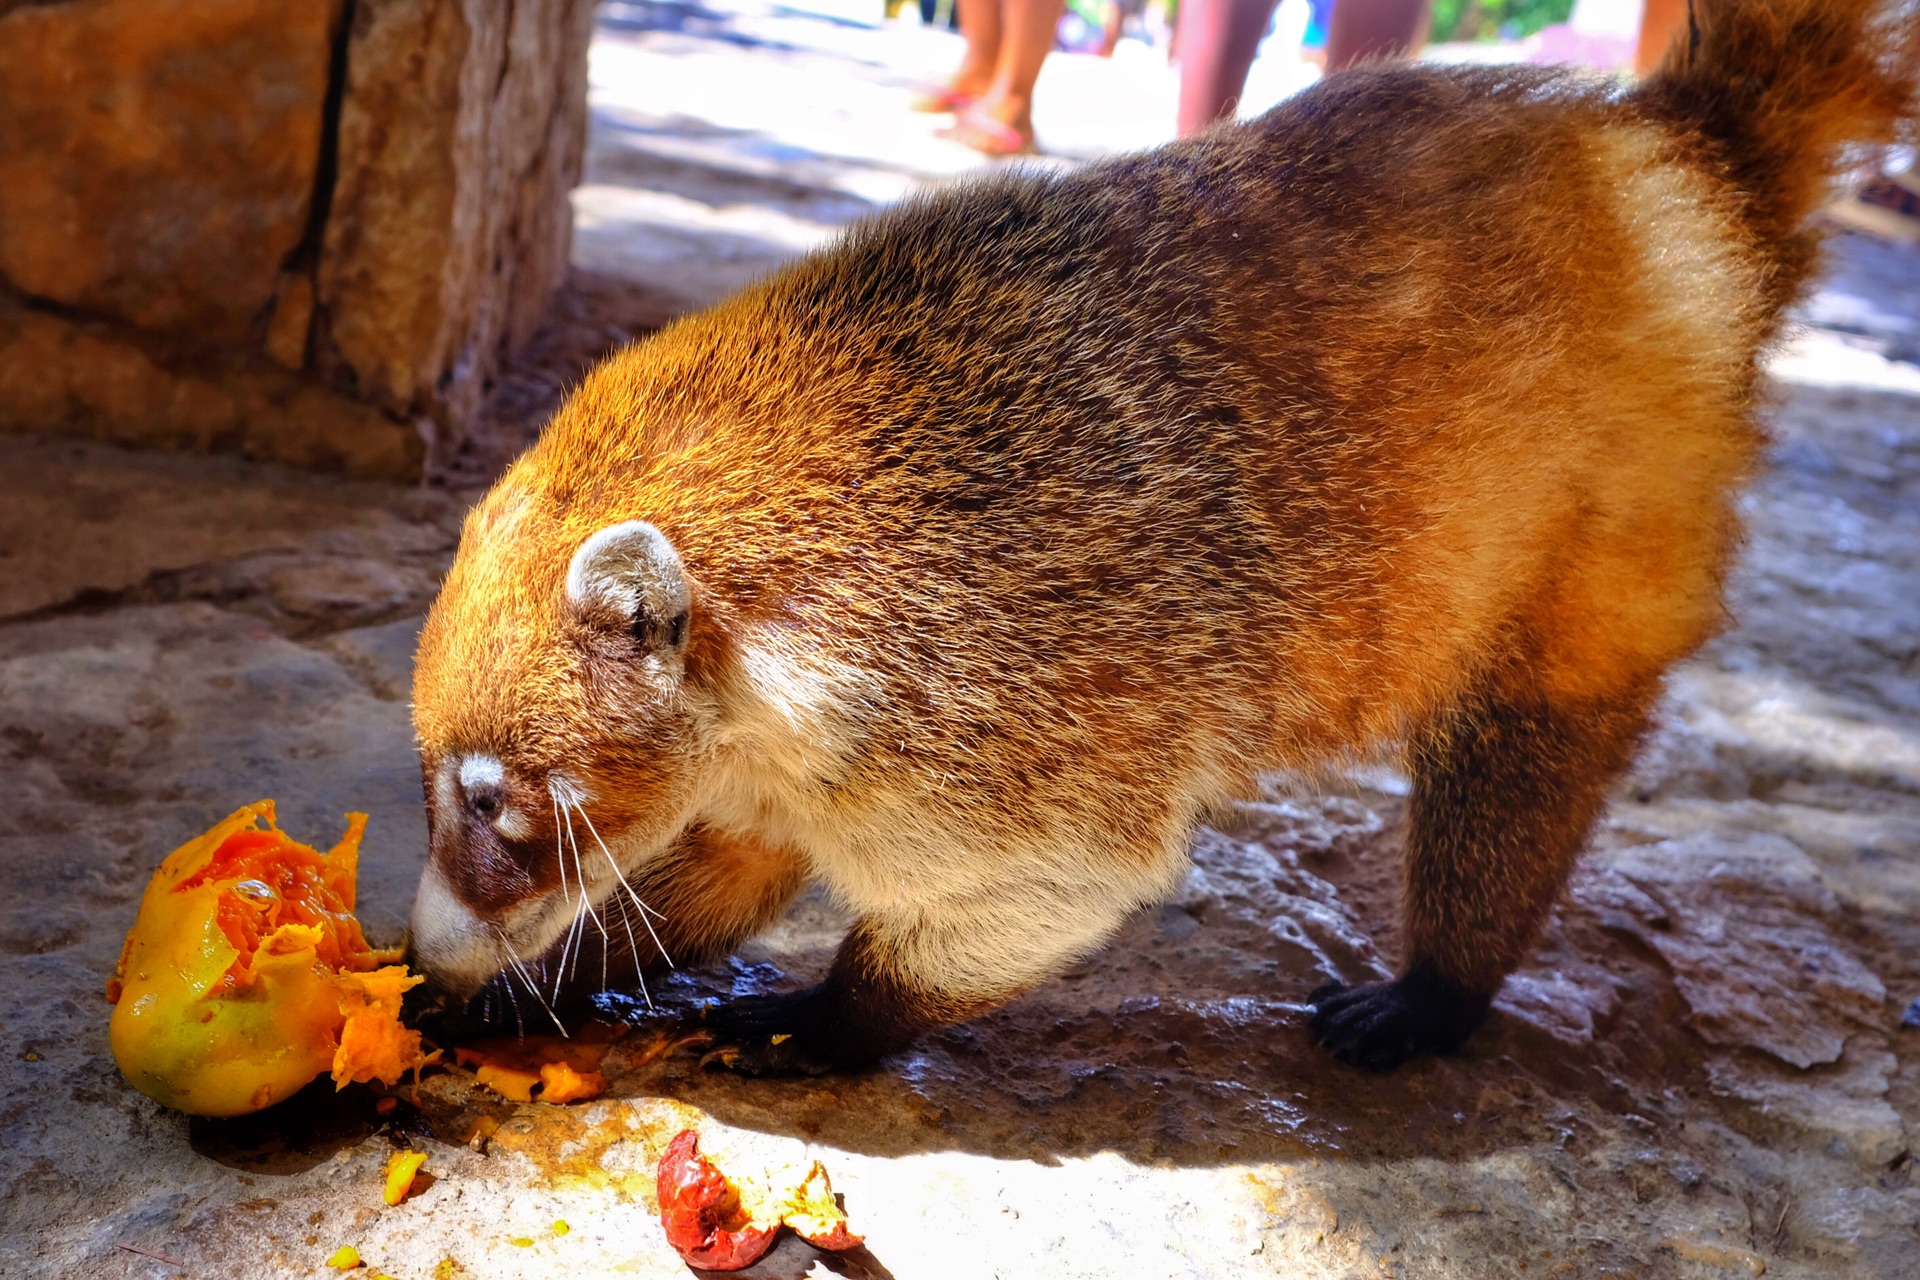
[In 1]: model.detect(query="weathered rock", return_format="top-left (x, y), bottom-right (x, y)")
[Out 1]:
top-left (0, 0), bottom-right (338, 343)
top-left (1583, 834), bottom-right (1887, 1068)
top-left (265, 557), bottom-right (435, 624)
top-left (0, 302), bottom-right (423, 479)
top-left (1706, 1048), bottom-right (1905, 1166)
top-left (318, 0), bottom-right (597, 439)
top-left (1794, 1181), bottom-right (1920, 1276)
top-left (3, 13), bottom-right (1920, 1276)
top-left (0, 435), bottom-right (458, 620)
top-left (1493, 964), bottom-right (1625, 1046)
top-left (1177, 800), bottom-right (1393, 988)
top-left (0, 0), bottom-right (594, 477)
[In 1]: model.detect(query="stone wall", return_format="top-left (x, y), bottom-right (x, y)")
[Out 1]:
top-left (0, 0), bottom-right (595, 478)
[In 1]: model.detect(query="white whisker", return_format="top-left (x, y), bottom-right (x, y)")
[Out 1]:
top-left (550, 804), bottom-right (589, 1004)
top-left (501, 934), bottom-right (568, 1037)
top-left (497, 963), bottom-right (525, 1037)
top-left (555, 895), bottom-right (586, 1005)
top-left (607, 871), bottom-right (652, 1010)
top-left (552, 792), bottom-right (571, 907)
top-left (559, 802), bottom-right (606, 994)
top-left (551, 865), bottom-right (588, 1004)
top-left (574, 804), bottom-right (675, 972)
top-left (568, 803), bottom-right (648, 1005)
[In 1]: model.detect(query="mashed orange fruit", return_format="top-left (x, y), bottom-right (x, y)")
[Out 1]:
top-left (452, 1030), bottom-right (611, 1104)
top-left (107, 800), bottom-right (435, 1117)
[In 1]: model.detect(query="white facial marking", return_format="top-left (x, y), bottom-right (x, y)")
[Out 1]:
top-left (459, 753), bottom-right (506, 791)
top-left (548, 771), bottom-right (591, 808)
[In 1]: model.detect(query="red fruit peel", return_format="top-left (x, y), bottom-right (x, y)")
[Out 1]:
top-left (657, 1130), bottom-right (779, 1270)
top-left (655, 1129), bottom-right (864, 1269)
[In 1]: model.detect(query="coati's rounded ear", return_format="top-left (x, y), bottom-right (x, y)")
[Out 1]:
top-left (565, 521), bottom-right (692, 653)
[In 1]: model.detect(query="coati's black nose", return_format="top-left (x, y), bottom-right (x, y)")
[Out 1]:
top-left (463, 782), bottom-right (502, 820)
top-left (447, 753), bottom-right (512, 827)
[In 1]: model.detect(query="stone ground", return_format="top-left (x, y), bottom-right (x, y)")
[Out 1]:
top-left (4, 2), bottom-right (1919, 1277)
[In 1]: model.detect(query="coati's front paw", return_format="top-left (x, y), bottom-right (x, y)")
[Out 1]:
top-left (1308, 968), bottom-right (1490, 1071)
top-left (694, 988), bottom-right (846, 1077)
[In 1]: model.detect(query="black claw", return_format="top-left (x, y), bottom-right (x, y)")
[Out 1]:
top-left (697, 988), bottom-right (839, 1077)
top-left (1306, 968), bottom-right (1491, 1071)
top-left (1307, 981), bottom-right (1347, 1007)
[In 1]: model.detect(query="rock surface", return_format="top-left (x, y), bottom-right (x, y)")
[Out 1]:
top-left (0, 0), bottom-right (339, 344)
top-left (0, 0), bottom-right (595, 477)
top-left (318, 0), bottom-right (597, 440)
top-left (1, 8), bottom-right (1918, 1278)
top-left (0, 302), bottom-right (424, 478)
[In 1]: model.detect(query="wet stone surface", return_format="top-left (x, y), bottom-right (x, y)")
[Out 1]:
top-left (1, 9), bottom-right (1918, 1270)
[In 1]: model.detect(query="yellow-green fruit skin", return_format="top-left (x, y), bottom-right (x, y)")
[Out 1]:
top-left (108, 802), bottom-right (364, 1118)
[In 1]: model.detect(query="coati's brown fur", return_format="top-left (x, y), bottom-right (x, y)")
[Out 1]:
top-left (408, 0), bottom-right (1918, 1073)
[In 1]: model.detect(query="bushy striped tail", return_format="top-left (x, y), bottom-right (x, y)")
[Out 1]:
top-left (1635, 0), bottom-right (1919, 301)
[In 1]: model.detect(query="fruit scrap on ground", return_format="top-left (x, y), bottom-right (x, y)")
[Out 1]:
top-left (453, 1030), bottom-right (612, 1104)
top-left (107, 801), bottom-right (437, 1117)
top-left (656, 1131), bottom-right (777, 1270)
top-left (538, 1060), bottom-right (605, 1103)
top-left (759, 1159), bottom-right (864, 1251)
top-left (384, 1150), bottom-right (428, 1205)
top-left (656, 1129), bottom-right (863, 1270)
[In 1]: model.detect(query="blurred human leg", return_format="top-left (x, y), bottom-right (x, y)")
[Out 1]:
top-left (1323, 0), bottom-right (1426, 70)
top-left (915, 0), bottom-right (1004, 111)
top-left (1099, 0), bottom-right (1124, 56)
top-left (949, 0), bottom-right (1065, 153)
top-left (1177, 0), bottom-right (1429, 136)
top-left (1175, 0), bottom-right (1281, 135)
top-left (1633, 0), bottom-right (1688, 76)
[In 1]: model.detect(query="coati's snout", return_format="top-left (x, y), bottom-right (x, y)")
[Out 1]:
top-left (406, 750), bottom-right (557, 1000)
top-left (407, 483), bottom-right (719, 1002)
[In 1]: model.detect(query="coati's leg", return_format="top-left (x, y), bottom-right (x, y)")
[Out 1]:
top-left (554, 825), bottom-right (807, 1001)
top-left (695, 923), bottom-right (995, 1075)
top-left (1309, 673), bottom-right (1659, 1070)
top-left (699, 875), bottom-right (1151, 1075)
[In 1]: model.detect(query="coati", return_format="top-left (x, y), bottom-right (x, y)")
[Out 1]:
top-left (407, 0), bottom-right (1918, 1074)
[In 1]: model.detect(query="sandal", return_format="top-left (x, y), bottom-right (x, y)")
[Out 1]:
top-left (939, 111), bottom-right (1037, 158)
top-left (910, 85), bottom-right (977, 114)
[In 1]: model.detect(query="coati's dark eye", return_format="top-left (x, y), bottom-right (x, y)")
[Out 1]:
top-left (467, 789), bottom-right (501, 818)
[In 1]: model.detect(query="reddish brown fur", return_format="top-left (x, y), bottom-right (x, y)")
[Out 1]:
top-left (409, 0), bottom-right (1918, 1072)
